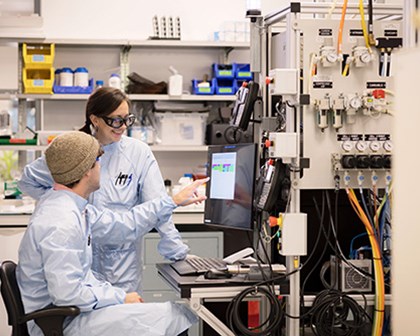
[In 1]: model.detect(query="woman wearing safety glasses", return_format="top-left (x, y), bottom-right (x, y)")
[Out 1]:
top-left (18, 87), bottom-right (197, 295)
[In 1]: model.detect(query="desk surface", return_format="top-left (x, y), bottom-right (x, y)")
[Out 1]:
top-left (157, 263), bottom-right (290, 299)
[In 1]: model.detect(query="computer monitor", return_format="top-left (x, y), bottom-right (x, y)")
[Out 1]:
top-left (204, 143), bottom-right (257, 231)
top-left (230, 81), bottom-right (259, 132)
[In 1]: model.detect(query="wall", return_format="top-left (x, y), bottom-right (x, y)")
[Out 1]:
top-left (40, 0), bottom-right (285, 40)
top-left (392, 47), bottom-right (420, 335)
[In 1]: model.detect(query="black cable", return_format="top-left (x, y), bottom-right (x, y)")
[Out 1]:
top-left (386, 49), bottom-right (392, 77)
top-left (368, 0), bottom-right (374, 45)
top-left (227, 285), bottom-right (283, 335)
top-left (309, 289), bottom-right (370, 336)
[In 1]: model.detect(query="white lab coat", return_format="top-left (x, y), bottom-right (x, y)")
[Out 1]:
top-left (18, 135), bottom-right (189, 292)
top-left (16, 189), bottom-right (196, 336)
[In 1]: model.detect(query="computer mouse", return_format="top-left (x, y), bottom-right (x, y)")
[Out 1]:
top-left (204, 269), bottom-right (233, 280)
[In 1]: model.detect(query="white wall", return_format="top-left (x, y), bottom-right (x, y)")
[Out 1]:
top-left (392, 47), bottom-right (420, 335)
top-left (40, 0), bottom-right (286, 40)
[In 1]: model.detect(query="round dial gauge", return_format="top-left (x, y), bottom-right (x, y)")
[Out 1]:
top-left (342, 141), bottom-right (354, 152)
top-left (360, 52), bottom-right (372, 64)
top-left (369, 141), bottom-right (381, 152)
top-left (383, 140), bottom-right (393, 152)
top-left (326, 53), bottom-right (338, 63)
top-left (355, 141), bottom-right (367, 152)
top-left (349, 96), bottom-right (362, 109)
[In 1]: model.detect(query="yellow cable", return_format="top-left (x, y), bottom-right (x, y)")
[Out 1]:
top-left (342, 62), bottom-right (350, 76)
top-left (347, 189), bottom-right (385, 336)
top-left (337, 0), bottom-right (349, 56)
top-left (359, 0), bottom-right (372, 52)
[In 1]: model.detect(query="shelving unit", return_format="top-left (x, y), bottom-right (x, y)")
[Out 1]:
top-left (0, 145), bottom-right (207, 152)
top-left (1, 37), bottom-right (247, 222)
top-left (11, 93), bottom-right (237, 101)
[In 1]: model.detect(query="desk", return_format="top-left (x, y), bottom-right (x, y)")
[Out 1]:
top-left (157, 263), bottom-right (289, 336)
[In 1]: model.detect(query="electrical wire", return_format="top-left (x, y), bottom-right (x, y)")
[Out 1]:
top-left (368, 0), bottom-right (375, 45)
top-left (337, 0), bottom-right (349, 57)
top-left (347, 189), bottom-right (385, 336)
top-left (227, 285), bottom-right (283, 335)
top-left (359, 0), bottom-right (372, 52)
top-left (310, 289), bottom-right (370, 336)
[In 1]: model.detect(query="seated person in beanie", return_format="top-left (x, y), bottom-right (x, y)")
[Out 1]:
top-left (16, 132), bottom-right (205, 336)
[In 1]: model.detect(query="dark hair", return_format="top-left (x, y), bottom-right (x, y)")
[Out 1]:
top-left (79, 87), bottom-right (131, 134)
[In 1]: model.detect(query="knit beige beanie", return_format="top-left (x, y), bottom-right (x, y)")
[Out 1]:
top-left (45, 131), bottom-right (100, 185)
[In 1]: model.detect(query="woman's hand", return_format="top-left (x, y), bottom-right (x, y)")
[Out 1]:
top-left (172, 177), bottom-right (209, 206)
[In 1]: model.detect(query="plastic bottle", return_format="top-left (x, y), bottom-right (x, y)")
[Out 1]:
top-left (95, 80), bottom-right (104, 89)
top-left (74, 67), bottom-right (89, 87)
top-left (54, 68), bottom-right (62, 86)
top-left (108, 73), bottom-right (121, 89)
top-left (168, 66), bottom-right (183, 96)
top-left (164, 179), bottom-right (172, 195)
top-left (60, 67), bottom-right (73, 87)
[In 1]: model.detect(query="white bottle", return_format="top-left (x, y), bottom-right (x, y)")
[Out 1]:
top-left (59, 67), bottom-right (73, 87)
top-left (168, 66), bottom-right (183, 96)
top-left (108, 73), bottom-right (121, 89)
top-left (74, 67), bottom-right (89, 87)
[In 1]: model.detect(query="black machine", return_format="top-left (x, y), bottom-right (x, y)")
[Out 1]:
top-left (230, 81), bottom-right (260, 132)
top-left (204, 143), bottom-right (257, 231)
top-left (206, 81), bottom-right (260, 145)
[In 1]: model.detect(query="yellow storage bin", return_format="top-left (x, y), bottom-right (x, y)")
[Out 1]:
top-left (23, 68), bottom-right (54, 94)
top-left (22, 43), bottom-right (55, 69)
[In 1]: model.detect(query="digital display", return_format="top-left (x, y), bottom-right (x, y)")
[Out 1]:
top-left (204, 143), bottom-right (257, 231)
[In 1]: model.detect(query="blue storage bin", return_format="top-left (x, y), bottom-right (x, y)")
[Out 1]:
top-left (215, 78), bottom-right (237, 95)
top-left (192, 78), bottom-right (215, 95)
top-left (234, 63), bottom-right (253, 80)
top-left (53, 78), bottom-right (94, 94)
top-left (212, 63), bottom-right (235, 79)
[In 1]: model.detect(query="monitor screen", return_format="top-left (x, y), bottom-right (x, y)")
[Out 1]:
top-left (230, 81), bottom-right (259, 132)
top-left (204, 143), bottom-right (257, 231)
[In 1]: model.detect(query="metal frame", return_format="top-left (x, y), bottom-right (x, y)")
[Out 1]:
top-left (249, 2), bottom-right (402, 335)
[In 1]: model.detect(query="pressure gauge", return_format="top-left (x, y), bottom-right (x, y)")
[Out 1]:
top-left (360, 52), bottom-right (372, 64)
top-left (369, 141), bottom-right (381, 152)
top-left (349, 96), bottom-right (362, 110)
top-left (326, 52), bottom-right (338, 63)
top-left (383, 140), bottom-right (393, 152)
top-left (356, 141), bottom-right (367, 152)
top-left (342, 141), bottom-right (354, 152)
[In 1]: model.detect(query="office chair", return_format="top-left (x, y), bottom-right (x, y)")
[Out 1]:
top-left (0, 260), bottom-right (80, 336)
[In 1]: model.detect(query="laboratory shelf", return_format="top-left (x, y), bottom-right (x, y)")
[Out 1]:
top-left (0, 145), bottom-right (207, 152)
top-left (128, 94), bottom-right (237, 101)
top-left (150, 145), bottom-right (208, 152)
top-left (12, 94), bottom-right (237, 102)
top-left (17, 94), bottom-right (90, 100)
top-left (43, 39), bottom-right (250, 49)
top-left (0, 145), bottom-right (46, 151)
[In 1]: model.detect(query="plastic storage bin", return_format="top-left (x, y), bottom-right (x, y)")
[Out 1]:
top-left (53, 78), bottom-right (94, 94)
top-left (155, 112), bottom-right (208, 145)
top-left (234, 63), bottom-right (253, 80)
top-left (214, 78), bottom-right (237, 95)
top-left (192, 78), bottom-right (215, 95)
top-left (212, 63), bottom-right (235, 79)
top-left (23, 68), bottom-right (54, 94)
top-left (22, 43), bottom-right (55, 69)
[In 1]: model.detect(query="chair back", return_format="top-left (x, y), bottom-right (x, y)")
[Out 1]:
top-left (0, 260), bottom-right (29, 336)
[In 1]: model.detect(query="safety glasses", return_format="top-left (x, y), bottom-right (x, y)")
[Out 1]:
top-left (101, 114), bottom-right (136, 129)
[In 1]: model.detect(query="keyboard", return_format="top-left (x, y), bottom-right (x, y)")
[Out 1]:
top-left (170, 257), bottom-right (227, 276)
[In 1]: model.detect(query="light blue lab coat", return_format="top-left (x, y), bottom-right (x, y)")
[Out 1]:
top-left (18, 136), bottom-right (189, 292)
top-left (16, 189), bottom-right (196, 336)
